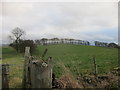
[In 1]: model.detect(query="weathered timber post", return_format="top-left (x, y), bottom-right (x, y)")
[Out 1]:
top-left (0, 64), bottom-right (1, 90)
top-left (42, 48), bottom-right (48, 59)
top-left (2, 64), bottom-right (9, 88)
top-left (22, 47), bottom-right (30, 88)
top-left (93, 56), bottom-right (98, 76)
top-left (30, 57), bottom-right (52, 88)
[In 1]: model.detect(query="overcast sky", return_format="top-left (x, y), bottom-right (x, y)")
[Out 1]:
top-left (1, 1), bottom-right (118, 44)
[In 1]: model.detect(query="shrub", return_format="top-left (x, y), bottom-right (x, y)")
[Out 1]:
top-left (108, 43), bottom-right (120, 48)
top-left (9, 40), bottom-right (36, 54)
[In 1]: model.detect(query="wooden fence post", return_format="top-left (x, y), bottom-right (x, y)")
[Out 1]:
top-left (0, 64), bottom-right (1, 90)
top-left (42, 48), bottom-right (48, 59)
top-left (93, 56), bottom-right (98, 76)
top-left (22, 47), bottom-right (52, 88)
top-left (30, 57), bottom-right (52, 88)
top-left (22, 47), bottom-right (30, 88)
top-left (2, 64), bottom-right (9, 88)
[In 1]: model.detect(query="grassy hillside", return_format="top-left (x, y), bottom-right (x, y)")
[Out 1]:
top-left (2, 47), bottom-right (24, 88)
top-left (35, 44), bottom-right (118, 78)
top-left (2, 44), bottom-right (118, 88)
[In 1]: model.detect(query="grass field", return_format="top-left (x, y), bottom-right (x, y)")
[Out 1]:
top-left (2, 44), bottom-right (118, 88)
top-left (35, 44), bottom-right (118, 77)
top-left (2, 47), bottom-right (24, 88)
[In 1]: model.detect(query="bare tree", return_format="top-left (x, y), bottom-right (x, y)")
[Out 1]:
top-left (9, 27), bottom-right (25, 52)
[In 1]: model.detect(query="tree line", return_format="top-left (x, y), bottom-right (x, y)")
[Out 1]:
top-left (35, 38), bottom-right (119, 48)
top-left (35, 38), bottom-right (90, 46)
top-left (94, 41), bottom-right (120, 48)
top-left (9, 27), bottom-right (119, 54)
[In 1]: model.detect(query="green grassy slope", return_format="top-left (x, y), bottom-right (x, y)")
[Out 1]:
top-left (2, 46), bottom-right (24, 88)
top-left (2, 44), bottom-right (118, 88)
top-left (35, 44), bottom-right (118, 78)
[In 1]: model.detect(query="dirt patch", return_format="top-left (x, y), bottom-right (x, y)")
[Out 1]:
top-left (53, 71), bottom-right (119, 89)
top-left (77, 72), bottom-right (120, 88)
top-left (57, 74), bottom-right (82, 88)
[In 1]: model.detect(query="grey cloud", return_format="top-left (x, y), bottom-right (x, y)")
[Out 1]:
top-left (1, 2), bottom-right (118, 44)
